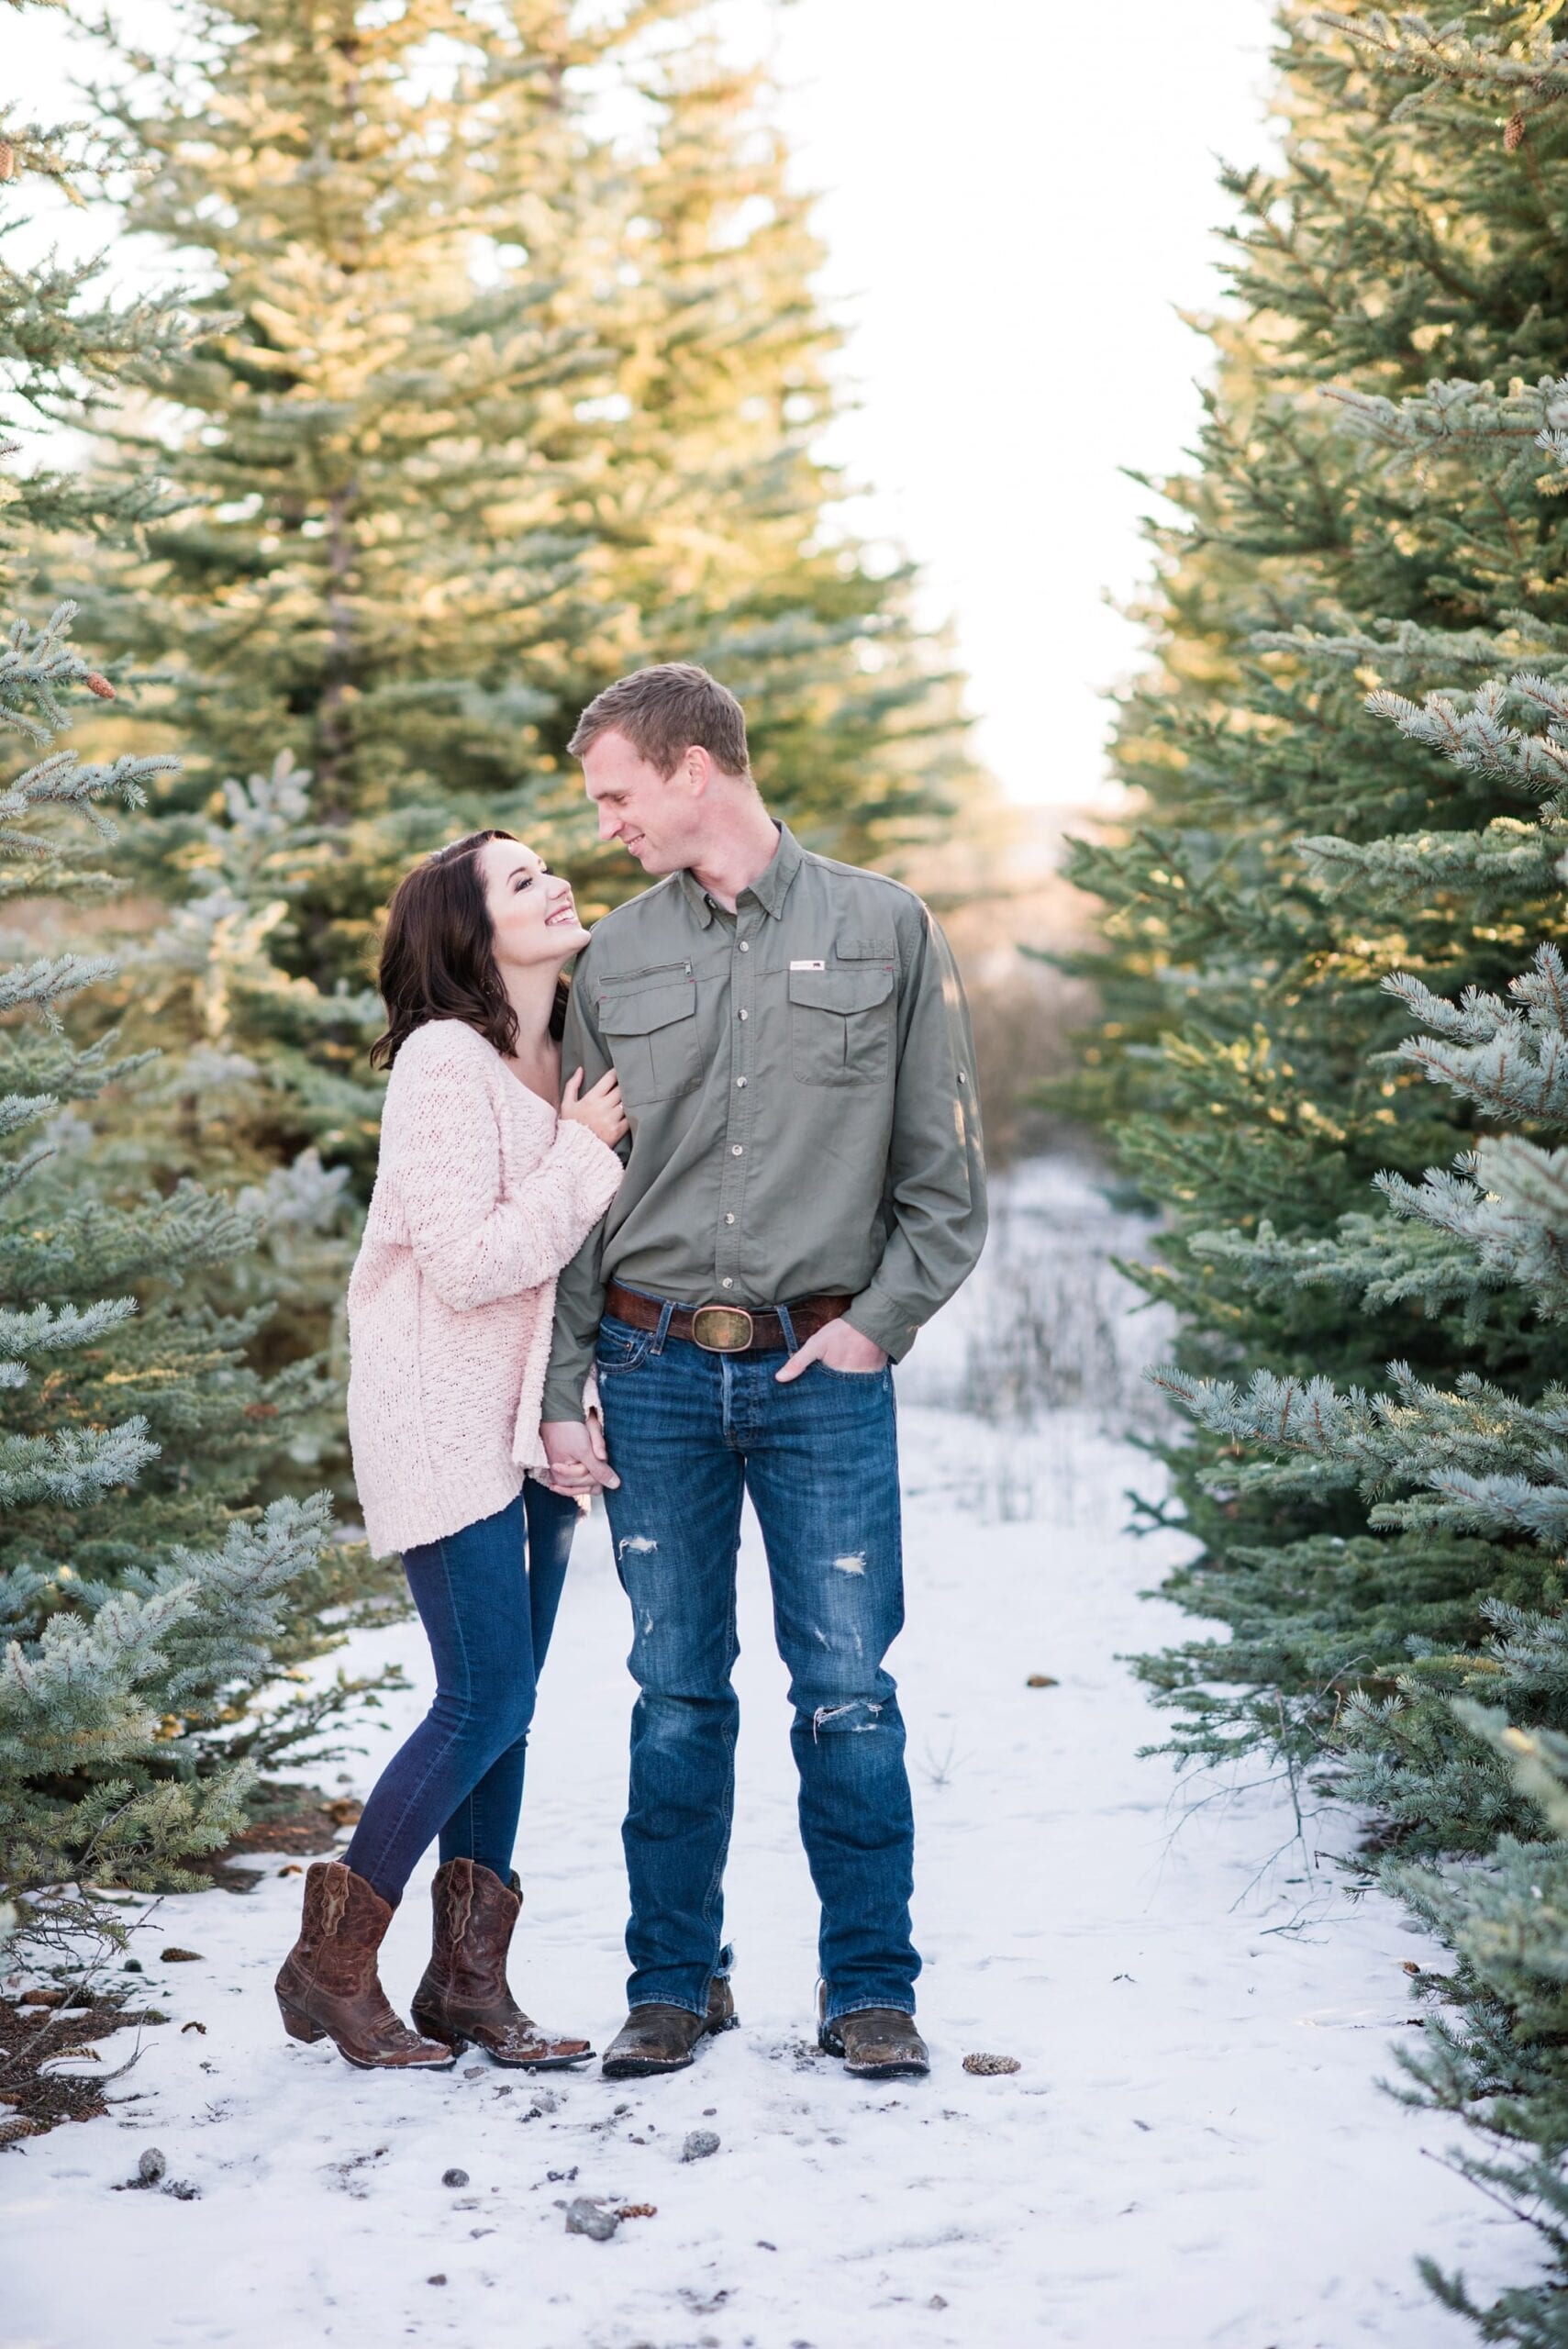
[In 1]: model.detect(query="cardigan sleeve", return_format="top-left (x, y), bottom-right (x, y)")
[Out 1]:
top-left (380, 1028), bottom-right (623, 1312)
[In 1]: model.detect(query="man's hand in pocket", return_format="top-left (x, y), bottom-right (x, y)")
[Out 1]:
top-left (774, 1319), bottom-right (889, 1384)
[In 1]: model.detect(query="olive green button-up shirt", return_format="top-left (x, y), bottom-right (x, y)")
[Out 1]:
top-left (540, 823), bottom-right (987, 1424)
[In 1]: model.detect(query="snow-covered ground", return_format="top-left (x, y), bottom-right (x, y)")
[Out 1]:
top-left (3, 1160), bottom-right (1532, 2348)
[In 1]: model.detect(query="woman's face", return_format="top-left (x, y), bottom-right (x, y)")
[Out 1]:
top-left (478, 838), bottom-right (590, 972)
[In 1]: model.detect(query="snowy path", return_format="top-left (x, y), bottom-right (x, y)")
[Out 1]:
top-left (3, 1162), bottom-right (1529, 2348)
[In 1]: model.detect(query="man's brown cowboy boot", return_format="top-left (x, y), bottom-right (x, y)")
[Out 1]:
top-left (600, 1971), bottom-right (738, 2079)
top-left (274, 1861), bottom-right (455, 2070)
top-left (409, 1858), bottom-right (593, 2068)
top-left (817, 1983), bottom-right (929, 2079)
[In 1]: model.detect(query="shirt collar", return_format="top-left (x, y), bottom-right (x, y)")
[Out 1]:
top-left (675, 822), bottom-right (804, 925)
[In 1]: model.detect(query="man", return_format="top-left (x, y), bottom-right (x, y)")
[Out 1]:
top-left (540, 662), bottom-right (986, 2083)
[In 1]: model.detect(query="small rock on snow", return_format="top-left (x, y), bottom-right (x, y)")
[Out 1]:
top-left (564, 2198), bottom-right (619, 2241)
top-left (681, 2129), bottom-right (720, 2162)
top-left (136, 2149), bottom-right (167, 2186)
top-left (441, 2167), bottom-right (469, 2188)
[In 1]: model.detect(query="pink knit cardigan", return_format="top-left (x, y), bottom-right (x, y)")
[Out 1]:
top-left (346, 1018), bottom-right (623, 1560)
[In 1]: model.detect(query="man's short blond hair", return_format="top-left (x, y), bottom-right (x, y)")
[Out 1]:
top-left (567, 662), bottom-right (751, 779)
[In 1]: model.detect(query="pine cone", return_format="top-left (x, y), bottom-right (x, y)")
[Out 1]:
top-left (1505, 111), bottom-right (1527, 153)
top-left (0, 143), bottom-right (17, 183)
top-left (83, 673), bottom-right (116, 700)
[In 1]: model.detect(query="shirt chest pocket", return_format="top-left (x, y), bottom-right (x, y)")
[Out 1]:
top-left (788, 963), bottom-right (895, 1086)
top-left (598, 972), bottom-right (702, 1105)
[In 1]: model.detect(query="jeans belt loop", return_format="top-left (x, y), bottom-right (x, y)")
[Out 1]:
top-left (776, 1301), bottom-right (799, 1355)
top-left (652, 1297), bottom-right (674, 1354)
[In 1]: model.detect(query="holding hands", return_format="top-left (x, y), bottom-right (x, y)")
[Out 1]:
top-left (541, 1410), bottom-right (619, 1495)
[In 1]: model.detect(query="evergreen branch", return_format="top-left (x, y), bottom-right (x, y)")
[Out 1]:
top-left (1298, 818), bottom-right (1561, 907)
top-left (1189, 1206), bottom-right (1511, 1317)
top-left (0, 951), bottom-right (118, 1022)
top-left (1385, 948), bottom-right (1568, 1124)
top-left (0, 1416), bottom-right (158, 1509)
top-left (0, 1295), bottom-right (138, 1385)
top-left (1324, 373), bottom-right (1568, 458)
top-left (117, 1492), bottom-right (335, 1713)
top-left (1363, 675), bottom-right (1568, 803)
top-left (1, 603), bottom-right (108, 744)
top-left (1154, 1358), bottom-right (1568, 1529)
top-left (1308, 14), bottom-right (1568, 117)
top-left (1252, 617), bottom-right (1565, 675)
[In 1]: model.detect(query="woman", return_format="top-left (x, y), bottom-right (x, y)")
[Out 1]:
top-left (275, 830), bottom-right (625, 2072)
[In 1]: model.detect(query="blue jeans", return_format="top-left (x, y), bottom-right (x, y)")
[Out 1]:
top-left (344, 1484), bottom-right (577, 1907)
top-left (596, 1310), bottom-right (917, 2023)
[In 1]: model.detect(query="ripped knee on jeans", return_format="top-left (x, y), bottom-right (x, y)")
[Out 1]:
top-left (808, 1696), bottom-right (886, 1742)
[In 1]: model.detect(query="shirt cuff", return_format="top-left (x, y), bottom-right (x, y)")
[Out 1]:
top-left (539, 1367), bottom-right (591, 1426)
top-left (844, 1291), bottom-right (922, 1362)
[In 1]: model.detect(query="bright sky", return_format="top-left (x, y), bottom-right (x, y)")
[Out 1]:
top-left (5, 0), bottom-right (1278, 809)
top-left (763, 0), bottom-right (1278, 808)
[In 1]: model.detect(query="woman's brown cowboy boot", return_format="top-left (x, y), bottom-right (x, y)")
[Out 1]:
top-left (410, 1858), bottom-right (594, 2068)
top-left (274, 1860), bottom-right (455, 2070)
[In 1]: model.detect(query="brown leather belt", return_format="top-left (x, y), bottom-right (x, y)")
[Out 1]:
top-left (604, 1282), bottom-right (851, 1357)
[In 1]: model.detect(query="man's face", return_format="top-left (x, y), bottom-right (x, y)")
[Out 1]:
top-left (581, 729), bottom-right (699, 874)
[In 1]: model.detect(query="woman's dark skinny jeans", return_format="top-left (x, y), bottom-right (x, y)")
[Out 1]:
top-left (344, 1483), bottom-right (577, 1908)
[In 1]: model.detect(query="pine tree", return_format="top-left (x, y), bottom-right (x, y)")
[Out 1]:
top-left (1074, 10), bottom-right (1568, 2327)
top-left (0, 0), bottom-right (187, 577)
top-left (0, 5), bottom-right (380, 1973)
top-left (1057, 3), bottom-right (1568, 1783)
top-left (66, 0), bottom-right (974, 1109)
top-left (1157, 593), bottom-right (1568, 2333)
top-left (20, 0), bottom-right (977, 1468)
top-left (1390, 1708), bottom-right (1568, 2343)
top-left (1151, 541), bottom-right (1568, 1851)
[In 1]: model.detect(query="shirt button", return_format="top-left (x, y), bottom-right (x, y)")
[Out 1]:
top-left (739, 1009), bottom-right (749, 1021)
top-left (736, 1075), bottom-right (747, 1087)
top-left (731, 1144), bottom-right (743, 1156)
top-left (725, 1213), bottom-right (735, 1225)
top-left (721, 1277), bottom-right (734, 1289)
top-left (739, 941), bottom-right (750, 952)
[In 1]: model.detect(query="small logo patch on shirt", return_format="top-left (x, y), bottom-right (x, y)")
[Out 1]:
top-left (789, 958), bottom-right (827, 971)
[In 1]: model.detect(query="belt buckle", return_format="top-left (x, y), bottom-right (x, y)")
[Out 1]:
top-left (691, 1302), bottom-right (755, 1353)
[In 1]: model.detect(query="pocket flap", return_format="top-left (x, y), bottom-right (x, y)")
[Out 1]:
top-left (788, 966), bottom-right (895, 1015)
top-left (599, 977), bottom-right (697, 1036)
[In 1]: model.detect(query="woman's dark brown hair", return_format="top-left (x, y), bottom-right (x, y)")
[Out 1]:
top-left (370, 829), bottom-right (570, 1070)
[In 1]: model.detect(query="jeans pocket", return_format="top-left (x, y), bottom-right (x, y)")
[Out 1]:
top-left (595, 1319), bottom-right (652, 1377)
